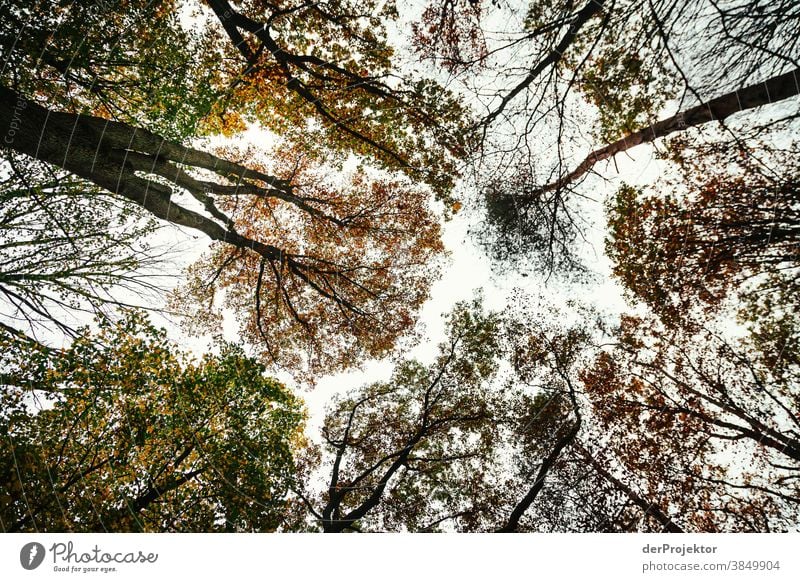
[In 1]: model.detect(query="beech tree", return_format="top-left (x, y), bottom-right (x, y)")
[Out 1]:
top-left (294, 300), bottom-right (589, 533)
top-left (411, 0), bottom-right (487, 73)
top-left (537, 442), bottom-right (687, 532)
top-left (202, 0), bottom-right (473, 196)
top-left (3, 0), bottom-right (799, 536)
top-left (483, 305), bottom-right (681, 533)
top-left (581, 314), bottom-right (800, 531)
top-left (0, 0), bottom-right (471, 371)
top-left (493, 311), bottom-right (588, 533)
top-left (606, 142), bottom-right (799, 326)
top-left (295, 298), bottom-right (698, 533)
top-left (531, 67), bottom-right (800, 200)
top-left (1, 88), bottom-right (446, 372)
top-left (0, 313), bottom-right (305, 532)
top-left (0, 0), bottom-right (219, 141)
top-left (457, 0), bottom-right (800, 162)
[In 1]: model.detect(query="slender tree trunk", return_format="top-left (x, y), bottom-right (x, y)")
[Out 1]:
top-left (531, 67), bottom-right (800, 197)
top-left (575, 444), bottom-right (684, 533)
top-left (497, 419), bottom-right (582, 532)
top-left (483, 0), bottom-right (608, 127)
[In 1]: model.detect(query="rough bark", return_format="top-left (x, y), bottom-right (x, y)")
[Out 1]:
top-left (0, 84), bottom-right (283, 260)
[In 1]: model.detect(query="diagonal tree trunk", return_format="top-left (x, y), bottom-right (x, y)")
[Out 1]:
top-left (0, 84), bottom-right (286, 260)
top-left (530, 67), bottom-right (800, 198)
top-left (497, 418), bottom-right (582, 533)
top-left (483, 0), bottom-right (608, 127)
top-left (574, 444), bottom-right (684, 533)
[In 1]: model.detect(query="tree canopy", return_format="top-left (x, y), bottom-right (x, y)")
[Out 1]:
top-left (0, 0), bottom-right (472, 373)
top-left (1, 313), bottom-right (305, 532)
top-left (1, 0), bottom-right (798, 534)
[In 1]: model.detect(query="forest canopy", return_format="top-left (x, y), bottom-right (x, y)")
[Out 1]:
top-left (1, 0), bottom-right (798, 532)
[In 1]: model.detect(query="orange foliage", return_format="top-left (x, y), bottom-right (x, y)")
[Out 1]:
top-left (175, 141), bottom-right (445, 377)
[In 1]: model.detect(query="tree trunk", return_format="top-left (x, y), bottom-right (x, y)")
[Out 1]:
top-left (531, 67), bottom-right (800, 198)
top-left (483, 0), bottom-right (608, 127)
top-left (0, 85), bottom-right (281, 260)
top-left (575, 444), bottom-right (684, 533)
top-left (497, 419), bottom-right (581, 532)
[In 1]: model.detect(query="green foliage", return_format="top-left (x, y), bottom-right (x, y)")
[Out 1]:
top-left (0, 313), bottom-right (305, 532)
top-left (0, 0), bottom-right (221, 141)
top-left (579, 47), bottom-right (676, 142)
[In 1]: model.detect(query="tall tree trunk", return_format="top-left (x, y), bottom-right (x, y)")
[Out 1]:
top-left (575, 444), bottom-right (684, 533)
top-left (497, 419), bottom-right (582, 532)
top-left (0, 85), bottom-right (283, 259)
top-left (531, 67), bottom-right (800, 198)
top-left (483, 0), bottom-right (608, 127)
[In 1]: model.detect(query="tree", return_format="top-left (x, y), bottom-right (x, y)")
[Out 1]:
top-left (476, 165), bottom-right (593, 277)
top-left (0, 312), bottom-right (305, 532)
top-left (296, 298), bottom-right (675, 533)
top-left (411, 0), bottom-right (487, 73)
top-left (0, 0), bottom-right (220, 141)
top-left (2, 1), bottom-right (473, 184)
top-left (453, 297), bottom-right (796, 533)
top-left (532, 67), bottom-right (800, 199)
top-left (477, 303), bottom-right (681, 533)
top-left (0, 0), bottom-right (470, 372)
top-left (201, 0), bottom-right (474, 197)
top-left (606, 143), bottom-right (800, 326)
top-left (581, 314), bottom-right (800, 531)
top-left (529, 442), bottom-right (687, 532)
top-left (493, 310), bottom-right (588, 532)
top-left (463, 0), bottom-right (800, 156)
top-left (0, 153), bottom-right (163, 337)
top-left (412, 0), bottom-right (800, 274)
top-left (171, 143), bottom-right (444, 375)
top-left (1, 87), bottom-right (444, 373)
top-left (297, 300), bottom-right (506, 532)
